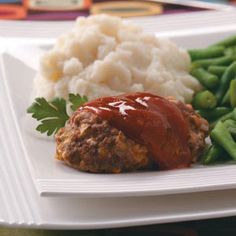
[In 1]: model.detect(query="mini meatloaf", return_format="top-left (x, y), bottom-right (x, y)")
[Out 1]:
top-left (55, 94), bottom-right (209, 173)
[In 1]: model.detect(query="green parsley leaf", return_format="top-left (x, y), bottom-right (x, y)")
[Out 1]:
top-left (27, 97), bottom-right (69, 136)
top-left (27, 94), bottom-right (88, 136)
top-left (69, 93), bottom-right (88, 111)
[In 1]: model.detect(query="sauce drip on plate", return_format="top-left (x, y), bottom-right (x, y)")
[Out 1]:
top-left (78, 92), bottom-right (191, 170)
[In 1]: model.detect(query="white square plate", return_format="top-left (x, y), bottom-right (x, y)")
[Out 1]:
top-left (1, 17), bottom-right (236, 198)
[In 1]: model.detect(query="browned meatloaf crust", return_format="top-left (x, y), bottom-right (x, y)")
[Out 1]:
top-left (167, 97), bottom-right (209, 163)
top-left (55, 110), bottom-right (150, 173)
top-left (55, 99), bottom-right (209, 173)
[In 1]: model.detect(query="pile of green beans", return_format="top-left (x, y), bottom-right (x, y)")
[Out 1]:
top-left (188, 34), bottom-right (236, 165)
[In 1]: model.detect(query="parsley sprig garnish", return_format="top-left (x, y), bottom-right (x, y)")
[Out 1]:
top-left (27, 94), bottom-right (88, 136)
top-left (69, 94), bottom-right (88, 111)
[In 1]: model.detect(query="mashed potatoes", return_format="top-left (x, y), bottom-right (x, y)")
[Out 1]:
top-left (34, 14), bottom-right (201, 103)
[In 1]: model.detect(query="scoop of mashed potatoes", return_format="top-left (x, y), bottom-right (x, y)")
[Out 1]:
top-left (34, 14), bottom-right (201, 103)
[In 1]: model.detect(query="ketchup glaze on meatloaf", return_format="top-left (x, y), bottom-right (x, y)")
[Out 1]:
top-left (80, 93), bottom-right (191, 170)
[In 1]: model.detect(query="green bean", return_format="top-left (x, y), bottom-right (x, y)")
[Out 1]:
top-left (212, 34), bottom-right (236, 47)
top-left (233, 108), bottom-right (236, 120)
top-left (224, 119), bottom-right (236, 138)
top-left (193, 90), bottom-right (217, 110)
top-left (201, 144), bottom-right (224, 165)
top-left (211, 121), bottom-right (236, 160)
top-left (208, 66), bottom-right (227, 77)
top-left (188, 46), bottom-right (224, 61)
top-left (230, 79), bottom-right (236, 107)
top-left (197, 107), bottom-right (232, 121)
top-left (221, 90), bottom-right (230, 106)
top-left (191, 68), bottom-right (219, 89)
top-left (192, 56), bottom-right (234, 69)
top-left (215, 62), bottom-right (236, 103)
top-left (224, 46), bottom-right (236, 56)
top-left (210, 110), bottom-right (234, 128)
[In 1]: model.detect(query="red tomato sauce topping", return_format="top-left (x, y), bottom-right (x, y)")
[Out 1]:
top-left (78, 92), bottom-right (191, 170)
